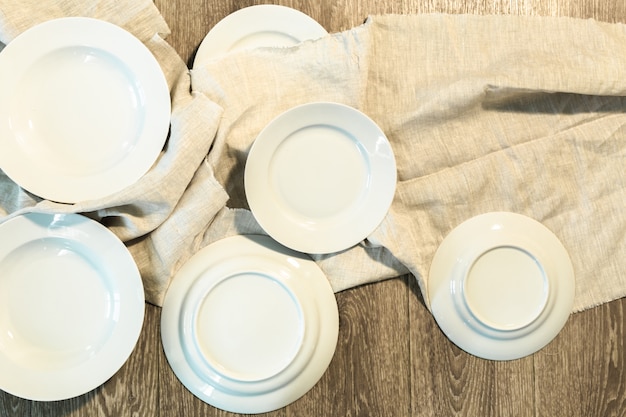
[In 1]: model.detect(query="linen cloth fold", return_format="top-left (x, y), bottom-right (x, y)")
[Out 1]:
top-left (191, 14), bottom-right (626, 312)
top-left (1, 2), bottom-right (625, 313)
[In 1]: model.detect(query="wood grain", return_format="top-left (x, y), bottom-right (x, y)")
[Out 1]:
top-left (408, 276), bottom-right (537, 417)
top-left (307, 277), bottom-right (411, 417)
top-left (1, 1), bottom-right (626, 416)
top-left (534, 300), bottom-right (626, 417)
top-left (156, 0), bottom-right (626, 66)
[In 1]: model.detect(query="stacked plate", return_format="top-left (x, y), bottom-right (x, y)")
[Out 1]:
top-left (161, 235), bottom-right (339, 414)
top-left (428, 212), bottom-right (575, 361)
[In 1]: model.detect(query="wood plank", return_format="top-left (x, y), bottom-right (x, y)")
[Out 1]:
top-left (27, 304), bottom-right (160, 417)
top-left (0, 392), bottom-right (30, 417)
top-left (94, 303), bottom-right (160, 416)
top-left (158, 278), bottom-right (410, 417)
top-left (153, 0), bottom-right (626, 67)
top-left (534, 298), bottom-right (626, 417)
top-left (0, 305), bottom-right (159, 417)
top-left (28, 387), bottom-right (99, 417)
top-left (408, 275), bottom-right (535, 416)
top-left (285, 277), bottom-right (411, 417)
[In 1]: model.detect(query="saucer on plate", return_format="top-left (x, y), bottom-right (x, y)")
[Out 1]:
top-left (244, 102), bottom-right (397, 254)
top-left (0, 17), bottom-right (171, 203)
top-left (160, 235), bottom-right (339, 414)
top-left (0, 212), bottom-right (145, 400)
top-left (428, 212), bottom-right (575, 361)
top-left (192, 4), bottom-right (328, 67)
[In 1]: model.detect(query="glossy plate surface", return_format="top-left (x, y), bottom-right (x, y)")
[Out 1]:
top-left (0, 17), bottom-right (171, 203)
top-left (428, 212), bottom-right (575, 361)
top-left (245, 102), bottom-right (397, 254)
top-left (161, 235), bottom-right (339, 414)
top-left (0, 213), bottom-right (145, 400)
top-left (192, 4), bottom-right (328, 67)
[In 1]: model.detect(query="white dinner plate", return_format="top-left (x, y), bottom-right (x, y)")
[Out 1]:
top-left (428, 212), bottom-right (575, 361)
top-left (0, 17), bottom-right (171, 203)
top-left (0, 212), bottom-right (145, 400)
top-left (161, 235), bottom-right (339, 414)
top-left (244, 102), bottom-right (397, 254)
top-left (192, 4), bottom-right (328, 67)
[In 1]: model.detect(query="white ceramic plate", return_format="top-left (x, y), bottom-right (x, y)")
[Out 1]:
top-left (428, 212), bottom-right (575, 361)
top-left (161, 235), bottom-right (339, 414)
top-left (0, 212), bottom-right (145, 400)
top-left (192, 4), bottom-right (328, 67)
top-left (245, 102), bottom-right (397, 254)
top-left (0, 17), bottom-right (171, 203)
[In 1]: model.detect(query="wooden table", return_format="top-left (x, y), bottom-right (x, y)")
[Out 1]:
top-left (2, 1), bottom-right (626, 416)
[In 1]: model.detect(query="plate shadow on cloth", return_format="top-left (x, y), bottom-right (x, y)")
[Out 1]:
top-left (482, 89), bottom-right (626, 115)
top-left (219, 148), bottom-right (249, 210)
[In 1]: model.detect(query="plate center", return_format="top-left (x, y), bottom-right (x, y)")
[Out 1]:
top-left (195, 272), bottom-right (304, 381)
top-left (270, 124), bottom-right (369, 219)
top-left (464, 246), bottom-right (549, 331)
top-left (11, 46), bottom-right (144, 176)
top-left (0, 238), bottom-right (116, 370)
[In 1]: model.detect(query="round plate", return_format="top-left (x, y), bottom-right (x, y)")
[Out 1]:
top-left (0, 17), bottom-right (171, 203)
top-left (428, 212), bottom-right (575, 361)
top-left (161, 235), bottom-right (339, 414)
top-left (244, 102), bottom-right (397, 254)
top-left (0, 213), bottom-right (145, 400)
top-left (192, 4), bottom-right (328, 67)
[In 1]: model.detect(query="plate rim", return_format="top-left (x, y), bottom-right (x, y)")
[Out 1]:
top-left (0, 17), bottom-right (171, 203)
top-left (192, 4), bottom-right (328, 67)
top-left (244, 101), bottom-right (397, 254)
top-left (160, 234), bottom-right (339, 414)
top-left (0, 212), bottom-right (145, 400)
top-left (427, 211), bottom-right (575, 361)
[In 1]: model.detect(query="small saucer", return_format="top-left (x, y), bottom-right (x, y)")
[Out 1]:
top-left (244, 102), bottom-right (397, 254)
top-left (428, 212), bottom-right (575, 360)
top-left (160, 235), bottom-right (338, 413)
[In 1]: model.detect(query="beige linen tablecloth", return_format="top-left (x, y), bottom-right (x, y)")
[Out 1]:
top-left (1, 1), bottom-right (625, 312)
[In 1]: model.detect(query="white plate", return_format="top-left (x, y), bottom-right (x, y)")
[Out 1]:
top-left (244, 102), bottom-right (397, 254)
top-left (161, 235), bottom-right (339, 414)
top-left (428, 212), bottom-right (575, 361)
top-left (0, 17), bottom-right (171, 203)
top-left (0, 212), bottom-right (145, 400)
top-left (192, 4), bottom-right (328, 67)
